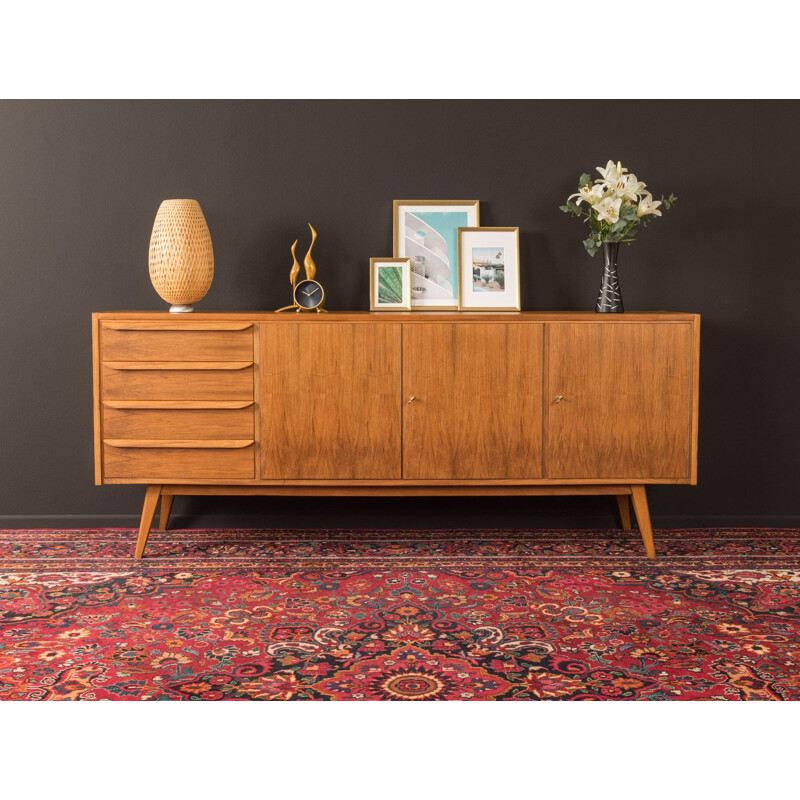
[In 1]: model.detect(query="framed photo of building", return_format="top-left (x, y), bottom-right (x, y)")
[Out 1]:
top-left (457, 227), bottom-right (521, 311)
top-left (370, 258), bottom-right (412, 310)
top-left (393, 200), bottom-right (480, 310)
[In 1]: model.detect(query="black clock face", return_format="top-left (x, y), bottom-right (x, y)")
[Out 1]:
top-left (294, 279), bottom-right (324, 309)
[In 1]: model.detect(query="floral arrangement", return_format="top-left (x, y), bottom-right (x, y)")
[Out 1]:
top-left (560, 160), bottom-right (676, 256)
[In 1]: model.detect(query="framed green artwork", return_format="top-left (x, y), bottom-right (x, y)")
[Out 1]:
top-left (370, 257), bottom-right (411, 310)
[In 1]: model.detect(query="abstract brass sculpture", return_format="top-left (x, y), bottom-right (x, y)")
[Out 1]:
top-left (288, 239), bottom-right (300, 289)
top-left (304, 224), bottom-right (317, 280)
top-left (276, 223), bottom-right (326, 312)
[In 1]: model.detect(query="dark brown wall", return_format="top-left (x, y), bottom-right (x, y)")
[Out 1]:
top-left (1, 100), bottom-right (798, 528)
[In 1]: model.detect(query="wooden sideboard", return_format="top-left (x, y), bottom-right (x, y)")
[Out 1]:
top-left (92, 311), bottom-right (700, 558)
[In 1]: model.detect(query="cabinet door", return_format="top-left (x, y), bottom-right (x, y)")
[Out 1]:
top-left (260, 323), bottom-right (402, 479)
top-left (403, 323), bottom-right (543, 480)
top-left (546, 322), bottom-right (692, 479)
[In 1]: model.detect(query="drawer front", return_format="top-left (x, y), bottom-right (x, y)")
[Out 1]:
top-left (103, 403), bottom-right (254, 439)
top-left (100, 324), bottom-right (254, 361)
top-left (101, 364), bottom-right (254, 401)
top-left (103, 443), bottom-right (255, 480)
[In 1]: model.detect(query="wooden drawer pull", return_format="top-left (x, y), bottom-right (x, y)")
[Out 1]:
top-left (104, 361), bottom-right (252, 371)
top-left (104, 439), bottom-right (255, 449)
top-left (103, 323), bottom-right (253, 331)
top-left (103, 400), bottom-right (255, 410)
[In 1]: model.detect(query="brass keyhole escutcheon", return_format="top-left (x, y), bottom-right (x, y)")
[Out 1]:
top-left (554, 395), bottom-right (565, 404)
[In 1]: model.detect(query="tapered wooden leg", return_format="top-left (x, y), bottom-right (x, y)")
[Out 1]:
top-left (630, 485), bottom-right (656, 559)
top-left (159, 494), bottom-right (174, 531)
top-left (135, 485), bottom-right (162, 559)
top-left (616, 494), bottom-right (632, 530)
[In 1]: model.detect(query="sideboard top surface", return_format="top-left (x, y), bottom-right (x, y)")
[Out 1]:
top-left (94, 311), bottom-right (699, 323)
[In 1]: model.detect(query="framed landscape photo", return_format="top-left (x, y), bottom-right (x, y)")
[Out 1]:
top-left (393, 200), bottom-right (480, 310)
top-left (457, 227), bottom-right (521, 311)
top-left (370, 258), bottom-right (412, 310)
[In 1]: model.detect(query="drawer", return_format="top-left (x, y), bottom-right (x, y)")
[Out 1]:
top-left (100, 323), bottom-right (254, 361)
top-left (103, 402), bottom-right (254, 439)
top-left (103, 441), bottom-right (255, 480)
top-left (101, 363), bottom-right (254, 401)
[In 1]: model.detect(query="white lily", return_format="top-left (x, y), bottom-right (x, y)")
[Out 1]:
top-left (594, 196), bottom-right (622, 224)
top-left (613, 173), bottom-right (647, 202)
top-left (636, 192), bottom-right (663, 218)
top-left (595, 159), bottom-right (626, 187)
top-left (568, 183), bottom-right (606, 206)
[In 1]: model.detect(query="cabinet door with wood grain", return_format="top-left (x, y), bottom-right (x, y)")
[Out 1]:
top-left (260, 322), bottom-right (402, 479)
top-left (403, 323), bottom-right (543, 480)
top-left (546, 322), bottom-right (693, 480)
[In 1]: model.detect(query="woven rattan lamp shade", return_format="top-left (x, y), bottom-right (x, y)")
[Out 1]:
top-left (149, 199), bottom-right (214, 312)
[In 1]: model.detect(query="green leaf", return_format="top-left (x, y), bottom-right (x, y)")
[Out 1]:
top-left (377, 265), bottom-right (404, 304)
top-left (611, 219), bottom-right (628, 233)
top-left (583, 236), bottom-right (599, 257)
top-left (578, 172), bottom-right (593, 187)
top-left (560, 201), bottom-right (582, 216)
top-left (660, 193), bottom-right (678, 210)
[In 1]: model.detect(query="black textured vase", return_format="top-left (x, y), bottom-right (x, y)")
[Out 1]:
top-left (596, 241), bottom-right (624, 313)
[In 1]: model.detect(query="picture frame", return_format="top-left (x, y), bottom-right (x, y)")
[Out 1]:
top-left (369, 258), bottom-right (412, 311)
top-left (393, 200), bottom-right (480, 310)
top-left (457, 227), bottom-right (521, 311)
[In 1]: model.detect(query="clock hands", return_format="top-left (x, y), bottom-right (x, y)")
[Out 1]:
top-left (302, 286), bottom-right (321, 297)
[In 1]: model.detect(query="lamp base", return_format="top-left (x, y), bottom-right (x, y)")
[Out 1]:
top-left (169, 304), bottom-right (195, 313)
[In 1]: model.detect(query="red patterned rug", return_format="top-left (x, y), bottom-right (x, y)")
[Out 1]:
top-left (0, 528), bottom-right (798, 700)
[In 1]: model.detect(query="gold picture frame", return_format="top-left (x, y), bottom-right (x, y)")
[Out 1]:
top-left (369, 258), bottom-right (412, 311)
top-left (393, 200), bottom-right (480, 310)
top-left (457, 227), bottom-right (521, 311)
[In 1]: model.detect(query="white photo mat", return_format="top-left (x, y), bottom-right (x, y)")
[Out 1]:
top-left (393, 201), bottom-right (480, 309)
top-left (457, 227), bottom-right (520, 311)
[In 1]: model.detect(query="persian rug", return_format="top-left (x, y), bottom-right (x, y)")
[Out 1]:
top-left (0, 528), bottom-right (798, 701)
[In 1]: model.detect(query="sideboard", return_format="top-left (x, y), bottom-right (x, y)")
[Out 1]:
top-left (92, 311), bottom-right (700, 558)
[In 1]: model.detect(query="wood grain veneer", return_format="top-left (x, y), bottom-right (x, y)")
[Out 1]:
top-left (100, 324), bottom-right (254, 361)
top-left (103, 405), bottom-right (254, 439)
top-left (100, 363), bottom-right (254, 401)
top-left (92, 314), bottom-right (103, 484)
top-left (104, 443), bottom-right (255, 480)
top-left (158, 484), bottom-right (633, 497)
top-left (402, 323), bottom-right (543, 479)
top-left (259, 322), bottom-right (402, 479)
top-left (546, 322), bottom-right (693, 480)
top-left (91, 311), bottom-right (700, 559)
